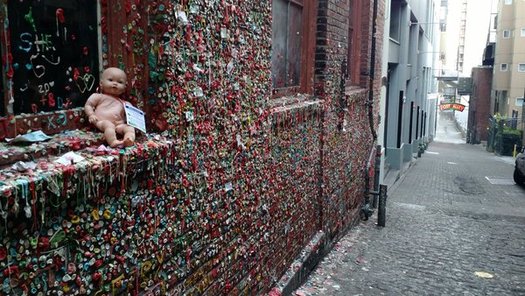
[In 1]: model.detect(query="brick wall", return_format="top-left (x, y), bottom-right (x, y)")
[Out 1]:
top-left (314, 0), bottom-right (383, 241)
top-left (0, 0), bottom-right (385, 295)
top-left (469, 67), bottom-right (493, 143)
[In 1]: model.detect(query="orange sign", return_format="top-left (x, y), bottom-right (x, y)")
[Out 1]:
top-left (439, 103), bottom-right (465, 112)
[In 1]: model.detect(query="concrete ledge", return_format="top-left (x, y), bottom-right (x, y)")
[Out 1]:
top-left (269, 231), bottom-right (325, 296)
top-left (0, 133), bottom-right (174, 213)
top-left (270, 209), bottom-right (362, 295)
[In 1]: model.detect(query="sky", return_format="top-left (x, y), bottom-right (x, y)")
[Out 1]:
top-left (445, 0), bottom-right (496, 76)
top-left (463, 0), bottom-right (497, 74)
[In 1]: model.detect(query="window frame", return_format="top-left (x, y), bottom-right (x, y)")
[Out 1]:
top-left (516, 97), bottom-right (524, 107)
top-left (0, 1), bottom-right (148, 139)
top-left (504, 0), bottom-right (512, 4)
top-left (1, 2), bottom-right (101, 113)
top-left (501, 63), bottom-right (509, 71)
top-left (503, 30), bottom-right (511, 38)
top-left (271, 0), bottom-right (317, 98)
top-left (346, 0), bottom-right (364, 87)
top-left (518, 63), bottom-right (525, 72)
top-left (521, 28), bottom-right (525, 37)
top-left (389, 0), bottom-right (401, 42)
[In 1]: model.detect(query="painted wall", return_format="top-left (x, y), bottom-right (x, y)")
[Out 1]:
top-left (384, 0), bottom-right (439, 170)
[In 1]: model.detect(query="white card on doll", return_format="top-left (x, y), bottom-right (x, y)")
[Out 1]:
top-left (124, 103), bottom-right (147, 133)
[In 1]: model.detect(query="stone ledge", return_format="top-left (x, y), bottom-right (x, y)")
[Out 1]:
top-left (344, 86), bottom-right (367, 98)
top-left (0, 129), bottom-right (104, 167)
top-left (269, 231), bottom-right (325, 296)
top-left (0, 132), bottom-right (175, 216)
top-left (268, 93), bottom-right (323, 112)
top-left (270, 208), bottom-right (362, 295)
top-left (268, 95), bottom-right (324, 133)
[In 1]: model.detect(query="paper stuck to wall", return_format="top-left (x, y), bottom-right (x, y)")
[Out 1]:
top-left (124, 103), bottom-right (147, 134)
top-left (55, 151), bottom-right (85, 165)
top-left (6, 130), bottom-right (52, 144)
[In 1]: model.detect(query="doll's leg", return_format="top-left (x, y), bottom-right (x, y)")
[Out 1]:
top-left (96, 120), bottom-right (123, 147)
top-left (117, 124), bottom-right (136, 147)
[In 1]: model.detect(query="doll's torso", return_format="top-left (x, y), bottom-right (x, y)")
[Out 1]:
top-left (93, 94), bottom-right (126, 125)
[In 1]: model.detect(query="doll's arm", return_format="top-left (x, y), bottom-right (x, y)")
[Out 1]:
top-left (84, 94), bottom-right (101, 124)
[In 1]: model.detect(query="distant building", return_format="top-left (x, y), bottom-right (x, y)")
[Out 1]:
top-left (491, 0), bottom-right (525, 127)
top-left (468, 67), bottom-right (493, 143)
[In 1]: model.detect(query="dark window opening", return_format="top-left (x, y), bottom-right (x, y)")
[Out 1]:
top-left (397, 91), bottom-right (404, 148)
top-left (418, 107), bottom-right (425, 138)
top-left (389, 0), bottom-right (401, 42)
top-left (423, 112), bottom-right (427, 136)
top-left (511, 110), bottom-right (518, 129)
top-left (494, 91), bottom-right (500, 114)
top-left (272, 0), bottom-right (303, 89)
top-left (347, 0), bottom-right (363, 86)
top-left (409, 101), bottom-right (414, 143)
top-left (271, 0), bottom-right (315, 97)
top-left (3, 1), bottom-right (99, 115)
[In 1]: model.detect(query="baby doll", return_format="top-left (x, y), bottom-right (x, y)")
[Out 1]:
top-left (84, 67), bottom-right (136, 147)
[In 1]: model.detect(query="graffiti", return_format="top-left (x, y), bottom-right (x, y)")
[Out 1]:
top-left (75, 73), bottom-right (96, 94)
top-left (38, 81), bottom-right (55, 94)
top-left (5, 1), bottom-right (99, 114)
top-left (34, 33), bottom-right (55, 52)
top-left (18, 32), bottom-right (32, 52)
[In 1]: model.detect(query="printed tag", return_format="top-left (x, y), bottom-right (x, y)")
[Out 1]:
top-left (124, 103), bottom-right (147, 134)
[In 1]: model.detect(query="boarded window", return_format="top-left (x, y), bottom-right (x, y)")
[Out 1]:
top-left (271, 0), bottom-right (303, 89)
top-left (347, 0), bottom-right (363, 86)
top-left (3, 0), bottom-right (99, 115)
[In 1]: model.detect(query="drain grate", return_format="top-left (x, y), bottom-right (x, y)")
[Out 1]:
top-left (485, 177), bottom-right (515, 185)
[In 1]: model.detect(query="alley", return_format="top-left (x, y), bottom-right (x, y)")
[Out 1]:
top-left (293, 114), bottom-right (525, 295)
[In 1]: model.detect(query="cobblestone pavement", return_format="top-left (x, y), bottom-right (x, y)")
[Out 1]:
top-left (293, 142), bottom-right (525, 296)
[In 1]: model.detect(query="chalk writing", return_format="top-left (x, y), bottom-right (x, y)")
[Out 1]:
top-left (7, 1), bottom-right (99, 114)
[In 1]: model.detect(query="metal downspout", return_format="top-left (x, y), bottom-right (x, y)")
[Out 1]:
top-left (361, 0), bottom-right (381, 220)
top-left (367, 0), bottom-right (379, 141)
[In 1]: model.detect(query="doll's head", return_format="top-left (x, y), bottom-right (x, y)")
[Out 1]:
top-left (99, 67), bottom-right (127, 97)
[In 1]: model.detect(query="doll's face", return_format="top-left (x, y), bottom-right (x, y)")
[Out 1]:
top-left (100, 67), bottom-right (127, 96)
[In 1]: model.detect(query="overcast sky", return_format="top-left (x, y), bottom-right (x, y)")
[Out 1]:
top-left (446, 0), bottom-right (496, 76)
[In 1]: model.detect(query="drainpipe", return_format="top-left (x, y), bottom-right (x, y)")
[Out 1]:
top-left (361, 0), bottom-right (380, 220)
top-left (367, 0), bottom-right (379, 141)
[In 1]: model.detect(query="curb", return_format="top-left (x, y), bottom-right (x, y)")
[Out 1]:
top-left (268, 231), bottom-right (326, 296)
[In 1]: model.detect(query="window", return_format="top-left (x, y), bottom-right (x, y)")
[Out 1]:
top-left (519, 63), bottom-right (525, 72)
top-left (347, 0), bottom-right (363, 86)
top-left (0, 1), bottom-right (146, 138)
top-left (389, 0), bottom-right (401, 42)
top-left (503, 30), bottom-right (511, 38)
top-left (495, 90), bottom-right (508, 113)
top-left (521, 28), bottom-right (525, 37)
top-left (511, 110), bottom-right (518, 129)
top-left (2, 1), bottom-right (99, 115)
top-left (271, 0), bottom-right (315, 96)
top-left (516, 97), bottom-right (524, 107)
top-left (501, 63), bottom-right (508, 71)
top-left (504, 0), bottom-right (512, 4)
